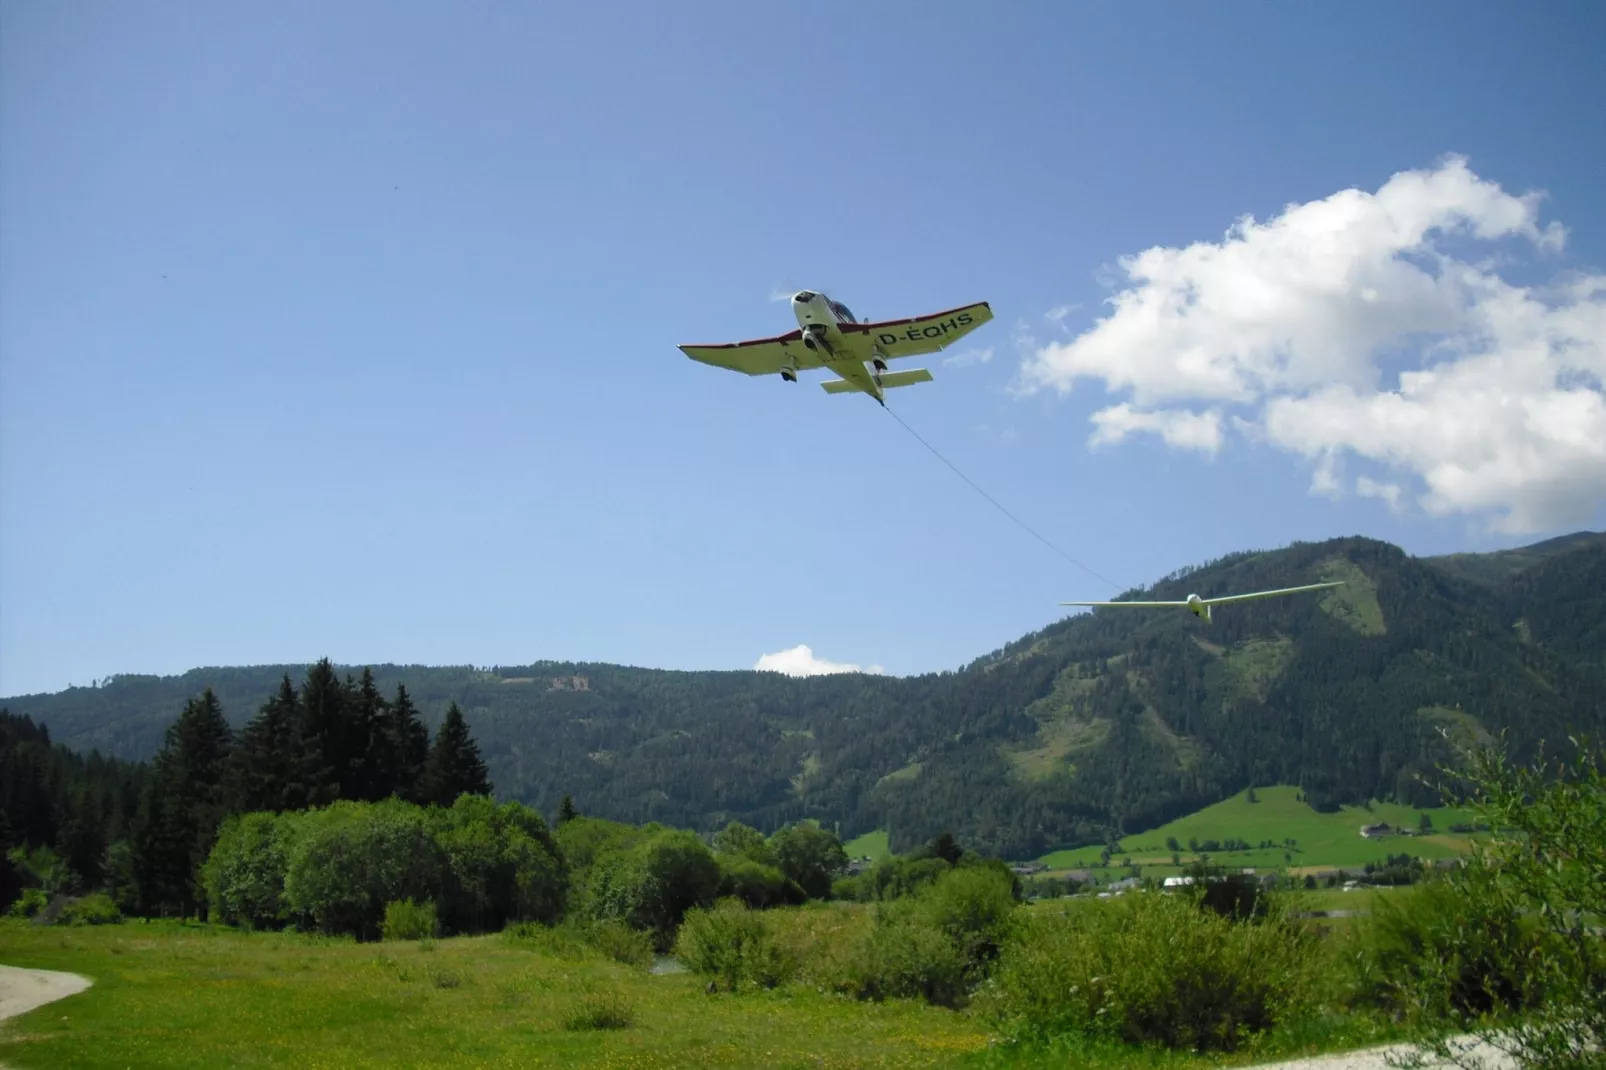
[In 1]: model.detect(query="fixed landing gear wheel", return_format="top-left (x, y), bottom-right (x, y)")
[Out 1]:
top-left (781, 370), bottom-right (797, 382)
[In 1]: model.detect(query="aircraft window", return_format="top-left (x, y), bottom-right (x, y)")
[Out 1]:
top-left (832, 302), bottom-right (856, 322)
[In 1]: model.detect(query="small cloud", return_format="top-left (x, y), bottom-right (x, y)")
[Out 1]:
top-left (1356, 475), bottom-right (1405, 512)
top-left (754, 644), bottom-right (884, 677)
top-left (943, 346), bottom-right (994, 368)
top-left (1088, 404), bottom-right (1224, 454)
top-left (1310, 451), bottom-right (1344, 499)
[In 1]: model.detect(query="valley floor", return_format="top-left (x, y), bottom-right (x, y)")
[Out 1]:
top-left (0, 918), bottom-right (1411, 1070)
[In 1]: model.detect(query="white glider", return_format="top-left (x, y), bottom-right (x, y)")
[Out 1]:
top-left (1062, 581), bottom-right (1345, 623)
top-left (679, 290), bottom-right (992, 406)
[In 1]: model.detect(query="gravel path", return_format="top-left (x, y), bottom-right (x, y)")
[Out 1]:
top-left (1253, 1036), bottom-right (1516, 1070)
top-left (0, 964), bottom-right (92, 1023)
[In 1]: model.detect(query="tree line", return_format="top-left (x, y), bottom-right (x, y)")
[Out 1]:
top-left (2, 658), bottom-right (492, 918)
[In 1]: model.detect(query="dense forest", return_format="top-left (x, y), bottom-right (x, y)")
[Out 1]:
top-left (5, 532), bottom-right (1604, 860)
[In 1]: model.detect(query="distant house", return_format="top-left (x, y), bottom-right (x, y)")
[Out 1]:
top-left (1359, 822), bottom-right (1393, 838)
top-left (1009, 862), bottom-right (1048, 876)
top-left (1162, 875), bottom-right (1195, 888)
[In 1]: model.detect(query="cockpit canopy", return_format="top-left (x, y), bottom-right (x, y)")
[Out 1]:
top-left (828, 299), bottom-right (856, 323)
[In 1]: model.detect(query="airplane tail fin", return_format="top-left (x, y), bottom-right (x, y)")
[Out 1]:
top-left (820, 368), bottom-right (934, 395)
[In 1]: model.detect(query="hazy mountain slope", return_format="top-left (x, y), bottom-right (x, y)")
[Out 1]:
top-left (5, 533), bottom-right (1603, 858)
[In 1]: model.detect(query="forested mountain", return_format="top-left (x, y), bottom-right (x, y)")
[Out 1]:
top-left (6, 533), bottom-right (1604, 859)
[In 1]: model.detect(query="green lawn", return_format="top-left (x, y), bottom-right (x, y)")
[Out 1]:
top-left (844, 829), bottom-right (892, 863)
top-left (1035, 786), bottom-right (1479, 873)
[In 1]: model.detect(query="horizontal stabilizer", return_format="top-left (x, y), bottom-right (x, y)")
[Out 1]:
top-left (821, 368), bottom-right (934, 395)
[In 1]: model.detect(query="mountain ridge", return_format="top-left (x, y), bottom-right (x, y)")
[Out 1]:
top-left (5, 532), bottom-right (1603, 858)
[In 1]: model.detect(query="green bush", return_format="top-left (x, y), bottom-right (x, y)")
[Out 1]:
top-left (717, 857), bottom-right (807, 909)
top-left (60, 892), bottom-right (122, 926)
top-left (382, 897), bottom-right (439, 941)
top-left (852, 902), bottom-right (969, 1007)
top-left (562, 987), bottom-right (634, 1031)
top-left (985, 890), bottom-right (1324, 1051)
top-left (846, 865), bottom-right (1019, 1008)
top-left (6, 887), bottom-right (48, 918)
top-left (587, 828), bottom-right (721, 950)
top-left (1351, 870), bottom-right (1542, 1021)
top-left (282, 799), bottom-right (446, 940)
top-left (202, 811), bottom-right (293, 930)
top-left (675, 898), bottom-right (796, 992)
top-left (582, 917), bottom-right (655, 967)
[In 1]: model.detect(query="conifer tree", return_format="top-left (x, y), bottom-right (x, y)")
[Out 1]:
top-left (383, 684), bottom-right (430, 803)
top-left (133, 689), bottom-right (232, 916)
top-left (227, 674), bottom-right (301, 813)
top-left (422, 702), bottom-right (491, 806)
top-left (346, 668), bottom-right (388, 800)
top-left (294, 659), bottom-right (344, 807)
top-left (557, 794), bottom-right (578, 825)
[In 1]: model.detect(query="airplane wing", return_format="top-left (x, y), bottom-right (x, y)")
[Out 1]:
top-left (678, 330), bottom-right (820, 376)
top-left (1200, 581), bottom-right (1344, 606)
top-left (844, 301), bottom-right (993, 359)
top-left (1060, 599), bottom-right (1190, 607)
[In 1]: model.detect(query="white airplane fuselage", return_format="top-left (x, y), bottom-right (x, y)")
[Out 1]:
top-left (1186, 593), bottom-right (1212, 621)
top-left (790, 290), bottom-right (890, 402)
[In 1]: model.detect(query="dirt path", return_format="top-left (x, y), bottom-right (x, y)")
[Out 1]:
top-left (0, 964), bottom-right (92, 1023)
top-left (1253, 1036), bottom-right (1516, 1070)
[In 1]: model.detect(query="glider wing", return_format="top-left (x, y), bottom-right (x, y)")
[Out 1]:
top-left (1060, 599), bottom-right (1190, 607)
top-left (679, 330), bottom-right (818, 376)
top-left (845, 301), bottom-right (993, 359)
top-left (1200, 581), bottom-right (1345, 606)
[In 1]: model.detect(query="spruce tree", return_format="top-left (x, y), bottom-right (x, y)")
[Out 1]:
top-left (383, 684), bottom-right (430, 803)
top-left (227, 674), bottom-right (300, 813)
top-left (422, 702), bottom-right (491, 806)
top-left (557, 794), bottom-right (578, 825)
top-left (294, 659), bottom-right (344, 806)
top-left (132, 689), bottom-right (232, 916)
top-left (346, 668), bottom-right (387, 800)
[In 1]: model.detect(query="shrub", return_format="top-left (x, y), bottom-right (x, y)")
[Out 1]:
top-left (583, 918), bottom-right (655, 967)
top-left (562, 987), bottom-right (634, 1030)
top-left (675, 898), bottom-right (796, 992)
top-left (587, 828), bottom-right (721, 950)
top-left (1386, 735), bottom-right (1605, 1070)
top-left (718, 857), bottom-right (807, 909)
top-left (846, 865), bottom-right (1020, 1009)
top-left (852, 902), bottom-right (969, 1008)
top-left (202, 811), bottom-right (293, 930)
top-left (282, 799), bottom-right (445, 940)
top-left (985, 890), bottom-right (1324, 1051)
top-left (382, 898), bottom-right (439, 941)
top-left (60, 892), bottom-right (122, 926)
top-left (6, 887), bottom-right (48, 919)
top-left (1351, 871), bottom-right (1542, 1021)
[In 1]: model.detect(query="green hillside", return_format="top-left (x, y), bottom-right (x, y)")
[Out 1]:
top-left (5, 532), bottom-right (1604, 860)
top-left (1036, 785), bottom-right (1480, 872)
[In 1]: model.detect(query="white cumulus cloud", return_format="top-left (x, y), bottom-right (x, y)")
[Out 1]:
top-left (754, 644), bottom-right (884, 677)
top-left (1018, 155), bottom-right (1606, 533)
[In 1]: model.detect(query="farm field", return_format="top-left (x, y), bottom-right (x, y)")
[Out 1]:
top-left (1033, 786), bottom-right (1479, 873)
top-left (843, 829), bottom-right (892, 863)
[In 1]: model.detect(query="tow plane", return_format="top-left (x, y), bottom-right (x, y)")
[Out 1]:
top-left (1061, 581), bottom-right (1344, 624)
top-left (678, 291), bottom-right (993, 405)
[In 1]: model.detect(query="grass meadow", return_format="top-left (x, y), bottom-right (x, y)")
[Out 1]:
top-left (0, 896), bottom-right (1404, 1070)
top-left (1032, 785), bottom-right (1479, 873)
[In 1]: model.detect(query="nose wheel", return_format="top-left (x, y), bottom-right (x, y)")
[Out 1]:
top-left (781, 368), bottom-right (797, 383)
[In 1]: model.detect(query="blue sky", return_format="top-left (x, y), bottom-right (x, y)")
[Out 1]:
top-left (3, 0), bottom-right (1604, 696)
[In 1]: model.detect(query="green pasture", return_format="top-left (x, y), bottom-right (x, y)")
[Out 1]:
top-left (1035, 786), bottom-right (1479, 872)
